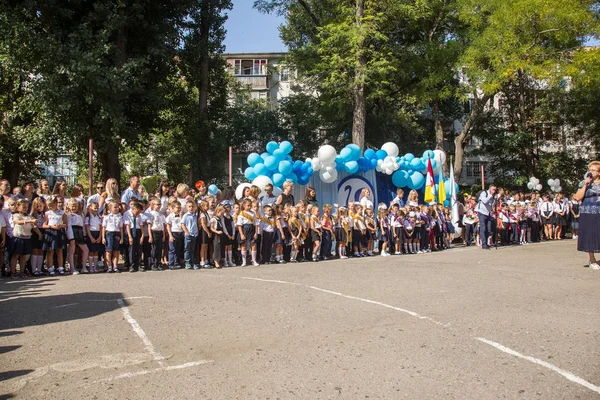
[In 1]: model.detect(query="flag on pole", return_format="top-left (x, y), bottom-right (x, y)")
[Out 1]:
top-left (424, 158), bottom-right (436, 204)
top-left (450, 162), bottom-right (459, 224)
top-left (437, 167), bottom-right (446, 206)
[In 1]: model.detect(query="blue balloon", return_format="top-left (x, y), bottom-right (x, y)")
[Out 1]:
top-left (410, 158), bottom-right (423, 170)
top-left (244, 167), bottom-right (257, 181)
top-left (278, 160), bottom-right (293, 175)
top-left (347, 144), bottom-right (362, 161)
top-left (404, 153), bottom-right (415, 162)
top-left (287, 173), bottom-right (298, 184)
top-left (261, 152), bottom-right (270, 161)
top-left (443, 200), bottom-right (450, 207)
top-left (266, 141), bottom-right (279, 154)
top-left (264, 156), bottom-right (278, 171)
top-left (423, 150), bottom-right (435, 160)
top-left (345, 161), bottom-right (359, 174)
top-left (335, 159), bottom-right (345, 171)
top-left (376, 150), bottom-right (388, 160)
top-left (280, 141), bottom-right (293, 154)
top-left (444, 179), bottom-right (459, 195)
top-left (408, 171), bottom-right (425, 190)
top-left (306, 167), bottom-right (314, 176)
top-left (392, 170), bottom-right (409, 188)
top-left (247, 153), bottom-right (261, 167)
top-left (293, 160), bottom-right (303, 171)
top-left (254, 163), bottom-right (268, 176)
top-left (272, 173), bottom-right (285, 187)
top-left (370, 159), bottom-right (378, 169)
top-left (208, 184), bottom-right (219, 195)
top-left (273, 148), bottom-right (285, 161)
top-left (431, 160), bottom-right (437, 170)
top-left (364, 149), bottom-right (376, 160)
top-left (339, 147), bottom-right (352, 162)
top-left (298, 175), bottom-right (310, 185)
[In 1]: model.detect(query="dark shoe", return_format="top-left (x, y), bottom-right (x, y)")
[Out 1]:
top-left (129, 267), bottom-right (136, 273)
top-left (151, 266), bottom-right (160, 271)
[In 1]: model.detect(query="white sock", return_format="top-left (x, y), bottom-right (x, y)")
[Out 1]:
top-left (241, 251), bottom-right (247, 264)
top-left (404, 244), bottom-right (408, 253)
top-left (416, 243), bottom-right (420, 252)
top-left (290, 250), bottom-right (296, 261)
top-left (408, 243), bottom-right (413, 253)
top-left (251, 250), bottom-right (257, 263)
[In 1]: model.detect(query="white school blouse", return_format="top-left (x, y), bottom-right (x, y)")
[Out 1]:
top-left (102, 213), bottom-right (123, 232)
top-left (148, 210), bottom-right (166, 232)
top-left (165, 213), bottom-right (183, 233)
top-left (85, 214), bottom-right (102, 232)
top-left (47, 210), bottom-right (65, 226)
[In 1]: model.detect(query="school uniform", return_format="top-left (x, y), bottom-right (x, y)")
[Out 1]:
top-left (335, 216), bottom-right (349, 249)
top-left (85, 213), bottom-right (103, 253)
top-left (529, 208), bottom-right (540, 242)
top-left (11, 214), bottom-right (34, 255)
top-left (182, 211), bottom-right (199, 267)
top-left (236, 211), bottom-right (256, 248)
top-left (148, 210), bottom-right (166, 270)
top-left (419, 212), bottom-right (430, 250)
top-left (509, 211), bottom-right (519, 243)
top-left (67, 213), bottom-right (86, 245)
top-left (210, 216), bottom-right (225, 263)
top-left (300, 212), bottom-right (312, 261)
top-left (102, 213), bottom-right (123, 252)
top-left (124, 212), bottom-right (144, 271)
top-left (553, 201), bottom-right (566, 227)
top-left (43, 210), bottom-right (67, 250)
top-left (540, 201), bottom-right (554, 225)
top-left (166, 213), bottom-right (184, 268)
top-left (353, 214), bottom-right (366, 252)
top-left (321, 214), bottom-right (333, 259)
top-left (198, 211), bottom-right (211, 245)
top-left (141, 211), bottom-right (152, 269)
top-left (310, 215), bottom-right (323, 243)
top-left (30, 212), bottom-right (45, 251)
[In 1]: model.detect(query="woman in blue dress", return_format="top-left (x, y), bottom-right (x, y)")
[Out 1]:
top-left (574, 161), bottom-right (600, 270)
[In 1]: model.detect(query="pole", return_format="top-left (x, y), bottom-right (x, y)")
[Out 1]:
top-left (228, 146), bottom-right (233, 187)
top-left (88, 138), bottom-right (94, 196)
top-left (481, 163), bottom-right (485, 191)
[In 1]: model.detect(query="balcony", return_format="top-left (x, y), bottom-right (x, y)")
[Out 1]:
top-left (234, 75), bottom-right (268, 90)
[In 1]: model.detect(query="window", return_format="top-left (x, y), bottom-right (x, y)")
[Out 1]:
top-left (280, 67), bottom-right (294, 82)
top-left (232, 59), bottom-right (268, 75)
top-left (466, 161), bottom-right (483, 178)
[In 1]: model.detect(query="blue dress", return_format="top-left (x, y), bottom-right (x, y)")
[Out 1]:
top-left (577, 180), bottom-right (600, 253)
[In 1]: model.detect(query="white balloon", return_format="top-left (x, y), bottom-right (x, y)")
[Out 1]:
top-left (252, 176), bottom-right (273, 191)
top-left (381, 142), bottom-right (399, 158)
top-left (319, 169), bottom-right (337, 183)
top-left (554, 179), bottom-right (560, 186)
top-left (527, 182), bottom-right (534, 189)
top-left (324, 163), bottom-right (335, 173)
top-left (433, 149), bottom-right (447, 167)
top-left (318, 145), bottom-right (337, 164)
top-left (311, 158), bottom-right (322, 171)
top-left (235, 183), bottom-right (252, 200)
top-left (556, 186), bottom-right (562, 193)
top-left (547, 179), bottom-right (555, 186)
top-left (535, 184), bottom-right (542, 191)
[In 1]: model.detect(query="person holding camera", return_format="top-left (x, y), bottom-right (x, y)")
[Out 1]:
top-left (474, 185), bottom-right (497, 250)
top-left (573, 161), bottom-right (600, 270)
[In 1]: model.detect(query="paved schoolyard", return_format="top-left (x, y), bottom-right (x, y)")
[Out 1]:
top-left (0, 240), bottom-right (599, 399)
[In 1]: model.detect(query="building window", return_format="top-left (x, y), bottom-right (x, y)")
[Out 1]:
top-left (465, 161), bottom-right (483, 178)
top-left (232, 59), bottom-right (268, 76)
top-left (280, 67), bottom-right (294, 82)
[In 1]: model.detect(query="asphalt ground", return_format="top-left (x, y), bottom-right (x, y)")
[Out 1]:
top-left (0, 240), bottom-right (599, 399)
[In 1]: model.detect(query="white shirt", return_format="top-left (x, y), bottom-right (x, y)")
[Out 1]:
top-left (148, 210), bottom-right (166, 231)
top-left (1, 209), bottom-right (12, 236)
top-left (122, 210), bottom-right (144, 229)
top-left (47, 210), bottom-right (65, 227)
top-left (540, 201), bottom-right (554, 217)
top-left (85, 214), bottom-right (102, 232)
top-left (360, 197), bottom-right (373, 211)
top-left (12, 214), bottom-right (34, 238)
top-left (66, 213), bottom-right (84, 240)
top-left (102, 213), bottom-right (123, 232)
top-left (236, 212), bottom-right (256, 226)
top-left (166, 213), bottom-right (183, 233)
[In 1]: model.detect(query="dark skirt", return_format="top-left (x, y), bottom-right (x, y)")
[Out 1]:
top-left (11, 237), bottom-right (32, 255)
top-left (200, 229), bottom-right (211, 245)
top-left (335, 227), bottom-right (347, 245)
top-left (553, 214), bottom-right (566, 226)
top-left (446, 221), bottom-right (456, 234)
top-left (213, 234), bottom-right (223, 260)
top-left (238, 224), bottom-right (255, 244)
top-left (87, 230), bottom-right (104, 253)
top-left (311, 229), bottom-right (322, 243)
top-left (577, 214), bottom-right (600, 253)
top-left (43, 228), bottom-right (67, 250)
top-left (71, 226), bottom-right (87, 245)
top-left (31, 229), bottom-right (44, 250)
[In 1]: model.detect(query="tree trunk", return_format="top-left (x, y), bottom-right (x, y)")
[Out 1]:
top-left (431, 100), bottom-right (449, 175)
top-left (98, 148), bottom-right (122, 187)
top-left (352, 0), bottom-right (366, 151)
top-left (453, 94), bottom-right (493, 183)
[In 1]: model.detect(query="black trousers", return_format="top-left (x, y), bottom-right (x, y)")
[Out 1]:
top-left (150, 231), bottom-right (163, 269)
top-left (261, 231), bottom-right (275, 263)
top-left (129, 229), bottom-right (142, 269)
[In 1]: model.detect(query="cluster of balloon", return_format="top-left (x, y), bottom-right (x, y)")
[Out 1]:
top-left (547, 178), bottom-right (562, 193)
top-left (305, 145), bottom-right (338, 183)
top-left (390, 149), bottom-right (446, 190)
top-left (527, 177), bottom-right (543, 191)
top-left (375, 142), bottom-right (400, 175)
top-left (336, 144), bottom-right (380, 174)
top-left (244, 141), bottom-right (314, 189)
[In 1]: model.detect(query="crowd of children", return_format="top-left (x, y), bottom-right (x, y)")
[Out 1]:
top-left (0, 178), bottom-right (581, 278)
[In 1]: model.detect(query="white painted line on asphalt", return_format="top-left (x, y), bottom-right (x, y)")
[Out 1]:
top-left (53, 303), bottom-right (79, 308)
top-left (85, 296), bottom-right (154, 303)
top-left (241, 277), bottom-right (449, 327)
top-left (476, 337), bottom-right (600, 395)
top-left (117, 299), bottom-right (167, 367)
top-left (91, 360), bottom-right (213, 385)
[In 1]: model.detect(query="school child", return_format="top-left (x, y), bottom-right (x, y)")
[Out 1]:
top-left (180, 200), bottom-right (199, 270)
top-left (553, 194), bottom-right (566, 240)
top-left (419, 205), bottom-right (431, 252)
top-left (518, 204), bottom-right (528, 244)
top-left (390, 205), bottom-right (403, 255)
top-left (2, 197), bottom-right (17, 275)
top-left (125, 202), bottom-right (145, 272)
top-left (436, 204), bottom-right (448, 250)
top-left (539, 195), bottom-right (554, 240)
top-left (260, 205), bottom-right (276, 264)
top-left (391, 188), bottom-right (405, 207)
top-left (221, 202), bottom-right (235, 267)
top-left (353, 204), bottom-right (367, 257)
top-left (288, 206), bottom-right (303, 262)
top-left (140, 200), bottom-right (153, 270)
top-left (197, 200), bottom-right (211, 268)
top-left (282, 203), bottom-right (293, 261)
top-left (321, 204), bottom-right (334, 260)
top-left (300, 202), bottom-right (312, 262)
top-left (237, 198), bottom-right (259, 267)
top-left (569, 195), bottom-right (580, 239)
top-left (462, 204), bottom-right (477, 246)
top-left (309, 206), bottom-right (322, 261)
top-left (274, 204), bottom-right (287, 263)
top-left (101, 201), bottom-right (123, 273)
top-left (377, 206), bottom-right (390, 256)
top-left (335, 206), bottom-right (349, 259)
top-left (251, 200), bottom-right (263, 262)
top-left (412, 211), bottom-right (423, 254)
top-left (0, 197), bottom-right (7, 276)
top-left (146, 199), bottom-right (166, 271)
top-left (443, 207), bottom-right (455, 249)
top-left (42, 196), bottom-right (67, 276)
top-left (365, 208), bottom-right (376, 256)
top-left (508, 204), bottom-right (519, 244)
top-left (66, 199), bottom-right (89, 274)
top-left (209, 205), bottom-right (225, 269)
top-left (30, 197), bottom-right (46, 275)
top-left (428, 207), bottom-right (441, 251)
top-left (231, 202), bottom-right (242, 266)
top-left (10, 199), bottom-right (40, 278)
top-left (84, 202), bottom-right (103, 273)
top-left (403, 212), bottom-right (416, 254)
top-left (166, 201), bottom-right (184, 269)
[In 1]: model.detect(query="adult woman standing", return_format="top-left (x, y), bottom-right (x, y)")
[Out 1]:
top-left (407, 190), bottom-right (419, 207)
top-left (37, 179), bottom-right (52, 200)
top-left (100, 178), bottom-right (120, 211)
top-left (574, 161), bottom-right (600, 270)
top-left (305, 186), bottom-right (318, 208)
top-left (156, 182), bottom-right (171, 214)
top-left (359, 188), bottom-right (373, 211)
top-left (52, 180), bottom-right (68, 197)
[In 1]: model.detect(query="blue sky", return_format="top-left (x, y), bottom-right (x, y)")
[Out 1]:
top-left (223, 1), bottom-right (287, 53)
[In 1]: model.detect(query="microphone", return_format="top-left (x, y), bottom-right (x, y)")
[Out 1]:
top-left (586, 172), bottom-right (593, 180)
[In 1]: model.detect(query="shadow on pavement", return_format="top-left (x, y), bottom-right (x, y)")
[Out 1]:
top-left (0, 370), bottom-right (34, 383)
top-left (0, 292), bottom-right (126, 331)
top-left (0, 331), bottom-right (22, 337)
top-left (0, 278), bottom-right (59, 301)
top-left (0, 346), bottom-right (21, 355)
